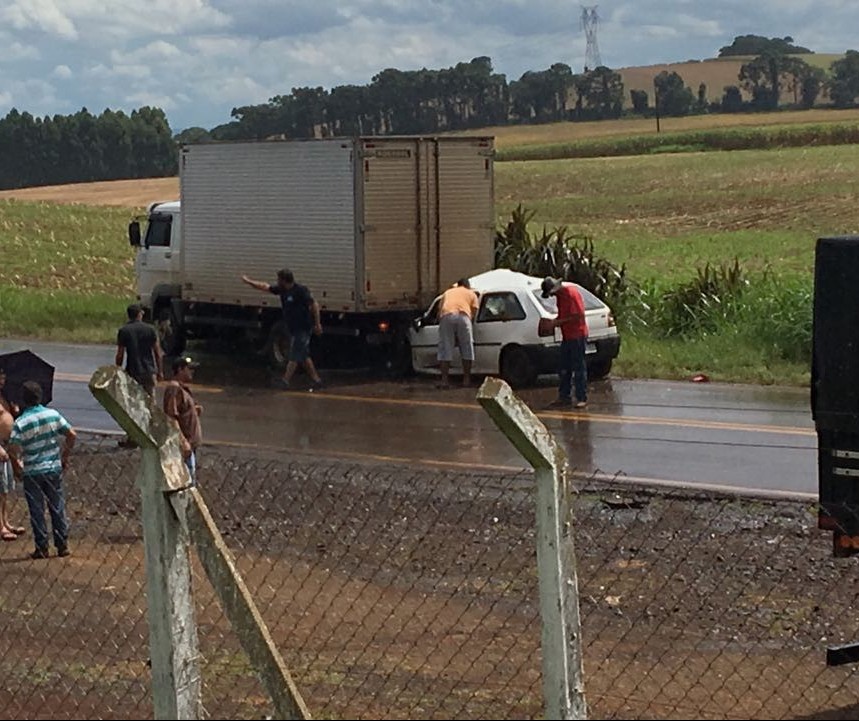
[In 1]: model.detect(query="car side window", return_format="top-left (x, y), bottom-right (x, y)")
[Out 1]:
top-left (477, 292), bottom-right (526, 323)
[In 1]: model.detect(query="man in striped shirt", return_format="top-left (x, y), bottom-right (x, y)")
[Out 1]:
top-left (7, 381), bottom-right (76, 559)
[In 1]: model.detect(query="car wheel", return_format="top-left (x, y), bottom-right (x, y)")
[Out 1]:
top-left (500, 346), bottom-right (537, 388)
top-left (156, 306), bottom-right (185, 357)
top-left (588, 358), bottom-right (613, 380)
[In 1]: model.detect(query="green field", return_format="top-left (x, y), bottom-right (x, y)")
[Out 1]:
top-left (495, 144), bottom-right (859, 282)
top-left (2, 128), bottom-right (856, 385)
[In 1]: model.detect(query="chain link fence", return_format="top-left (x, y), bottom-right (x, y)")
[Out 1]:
top-left (1, 431), bottom-right (859, 719)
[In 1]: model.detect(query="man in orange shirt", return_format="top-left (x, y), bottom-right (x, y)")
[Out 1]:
top-left (437, 278), bottom-right (480, 388)
top-left (542, 277), bottom-right (589, 408)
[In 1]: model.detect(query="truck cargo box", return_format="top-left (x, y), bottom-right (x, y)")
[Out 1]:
top-left (179, 136), bottom-right (494, 315)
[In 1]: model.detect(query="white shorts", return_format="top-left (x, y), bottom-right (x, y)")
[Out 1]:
top-left (438, 313), bottom-right (475, 363)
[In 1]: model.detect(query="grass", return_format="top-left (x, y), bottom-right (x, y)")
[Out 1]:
top-left (0, 286), bottom-right (127, 343)
top-left (495, 144), bottom-right (859, 283)
top-left (0, 199), bottom-right (135, 342)
top-left (614, 333), bottom-right (811, 387)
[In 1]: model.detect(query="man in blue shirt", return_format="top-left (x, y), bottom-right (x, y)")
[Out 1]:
top-left (241, 268), bottom-right (324, 391)
top-left (7, 381), bottom-right (77, 559)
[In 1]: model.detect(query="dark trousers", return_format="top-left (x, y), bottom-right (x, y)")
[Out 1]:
top-left (23, 473), bottom-right (69, 551)
top-left (559, 338), bottom-right (588, 403)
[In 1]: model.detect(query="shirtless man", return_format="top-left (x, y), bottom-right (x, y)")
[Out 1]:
top-left (0, 369), bottom-right (25, 542)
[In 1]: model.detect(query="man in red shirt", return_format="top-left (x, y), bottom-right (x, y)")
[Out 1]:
top-left (541, 277), bottom-right (588, 408)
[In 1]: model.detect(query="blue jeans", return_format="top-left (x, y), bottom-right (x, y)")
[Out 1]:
top-left (559, 338), bottom-right (588, 403)
top-left (23, 473), bottom-right (69, 551)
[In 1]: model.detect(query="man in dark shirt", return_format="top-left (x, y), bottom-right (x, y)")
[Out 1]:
top-left (241, 268), bottom-right (323, 391)
top-left (115, 304), bottom-right (163, 395)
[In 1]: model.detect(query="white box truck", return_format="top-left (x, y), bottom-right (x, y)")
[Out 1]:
top-left (129, 135), bottom-right (495, 371)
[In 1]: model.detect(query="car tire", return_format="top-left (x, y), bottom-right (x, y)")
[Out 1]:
top-left (500, 345), bottom-right (537, 388)
top-left (588, 358), bottom-right (613, 380)
top-left (156, 305), bottom-right (185, 357)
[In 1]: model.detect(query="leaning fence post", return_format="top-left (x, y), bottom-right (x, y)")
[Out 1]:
top-left (89, 366), bottom-right (201, 720)
top-left (477, 377), bottom-right (587, 720)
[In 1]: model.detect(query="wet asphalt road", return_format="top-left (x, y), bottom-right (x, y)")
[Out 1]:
top-left (0, 339), bottom-right (818, 499)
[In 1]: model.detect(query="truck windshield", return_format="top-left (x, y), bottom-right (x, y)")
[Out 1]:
top-left (144, 214), bottom-right (172, 248)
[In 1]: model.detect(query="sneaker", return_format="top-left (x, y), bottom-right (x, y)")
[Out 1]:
top-left (271, 378), bottom-right (291, 390)
top-left (548, 398), bottom-right (573, 408)
top-left (308, 379), bottom-right (324, 392)
top-left (30, 548), bottom-right (49, 560)
top-left (575, 400), bottom-right (588, 409)
top-left (56, 546), bottom-right (71, 558)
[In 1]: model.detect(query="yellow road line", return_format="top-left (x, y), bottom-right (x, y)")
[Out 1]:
top-left (57, 372), bottom-right (223, 393)
top-left (60, 373), bottom-right (813, 437)
top-left (273, 389), bottom-right (816, 438)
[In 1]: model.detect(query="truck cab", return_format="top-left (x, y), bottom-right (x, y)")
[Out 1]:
top-left (129, 200), bottom-right (182, 314)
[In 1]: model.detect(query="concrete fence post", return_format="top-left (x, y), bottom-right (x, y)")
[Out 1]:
top-left (88, 366), bottom-right (201, 720)
top-left (477, 377), bottom-right (587, 720)
top-left (89, 365), bottom-right (311, 720)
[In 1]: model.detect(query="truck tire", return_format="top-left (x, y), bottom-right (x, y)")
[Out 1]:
top-left (156, 306), bottom-right (185, 357)
top-left (268, 321), bottom-right (292, 368)
top-left (500, 346), bottom-right (537, 388)
top-left (384, 329), bottom-right (413, 377)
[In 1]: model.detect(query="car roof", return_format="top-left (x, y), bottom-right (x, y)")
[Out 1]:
top-left (468, 269), bottom-right (544, 294)
top-left (469, 268), bottom-right (605, 305)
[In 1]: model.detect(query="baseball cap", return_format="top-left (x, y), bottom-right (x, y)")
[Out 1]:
top-left (172, 356), bottom-right (201, 372)
top-left (541, 277), bottom-right (562, 298)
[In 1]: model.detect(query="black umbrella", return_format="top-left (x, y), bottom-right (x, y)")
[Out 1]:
top-left (0, 350), bottom-right (55, 408)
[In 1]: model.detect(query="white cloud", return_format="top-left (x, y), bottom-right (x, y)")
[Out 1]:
top-left (1, 0), bottom-right (859, 131)
top-left (0, 41), bottom-right (41, 62)
top-left (0, 0), bottom-right (78, 40)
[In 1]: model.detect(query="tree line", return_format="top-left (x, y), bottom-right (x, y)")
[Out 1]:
top-left (3, 36), bottom-right (859, 190)
top-left (0, 107), bottom-right (176, 191)
top-left (190, 40), bottom-right (859, 144)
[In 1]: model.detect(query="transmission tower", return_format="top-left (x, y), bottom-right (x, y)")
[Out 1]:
top-left (581, 5), bottom-right (602, 71)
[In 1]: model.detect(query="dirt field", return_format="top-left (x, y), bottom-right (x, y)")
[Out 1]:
top-left (0, 177), bottom-right (179, 208)
top-left (1, 437), bottom-right (859, 720)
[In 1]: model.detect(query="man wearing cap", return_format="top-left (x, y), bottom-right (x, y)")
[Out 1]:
top-left (116, 303), bottom-right (163, 396)
top-left (541, 277), bottom-right (589, 409)
top-left (163, 357), bottom-right (203, 484)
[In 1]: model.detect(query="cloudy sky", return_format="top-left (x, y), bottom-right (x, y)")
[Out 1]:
top-left (0, 0), bottom-right (856, 132)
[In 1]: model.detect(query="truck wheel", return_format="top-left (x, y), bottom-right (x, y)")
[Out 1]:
top-left (588, 359), bottom-right (613, 380)
top-left (384, 330), bottom-right (413, 377)
top-left (268, 322), bottom-right (292, 368)
top-left (500, 346), bottom-right (537, 388)
top-left (157, 307), bottom-right (185, 357)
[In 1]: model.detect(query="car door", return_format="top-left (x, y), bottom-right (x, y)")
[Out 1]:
top-left (410, 297), bottom-right (448, 372)
top-left (473, 291), bottom-right (528, 374)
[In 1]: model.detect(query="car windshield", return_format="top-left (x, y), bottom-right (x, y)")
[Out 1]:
top-left (532, 285), bottom-right (605, 314)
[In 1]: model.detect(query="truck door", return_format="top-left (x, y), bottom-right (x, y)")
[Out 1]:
top-left (135, 210), bottom-right (180, 303)
top-left (435, 138), bottom-right (494, 291)
top-left (360, 139), bottom-right (422, 310)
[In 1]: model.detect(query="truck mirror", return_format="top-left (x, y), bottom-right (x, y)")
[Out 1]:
top-left (128, 221), bottom-right (142, 247)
